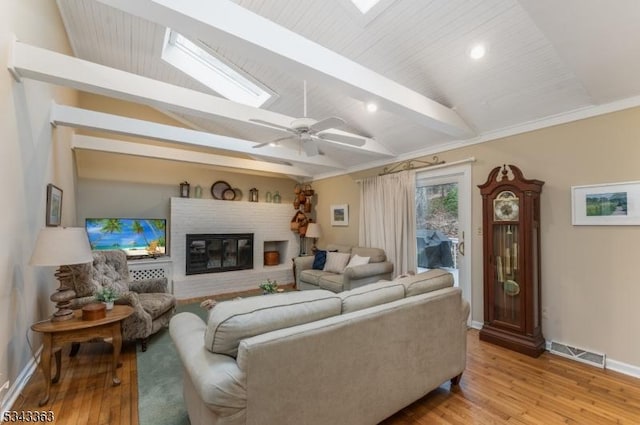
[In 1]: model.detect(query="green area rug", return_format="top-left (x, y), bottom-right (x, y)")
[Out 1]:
top-left (137, 303), bottom-right (207, 425)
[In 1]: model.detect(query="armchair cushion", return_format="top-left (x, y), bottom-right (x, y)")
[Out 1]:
top-left (129, 277), bottom-right (168, 293)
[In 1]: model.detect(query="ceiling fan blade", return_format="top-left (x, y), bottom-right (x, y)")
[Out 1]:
top-left (317, 132), bottom-right (367, 147)
top-left (309, 116), bottom-right (345, 132)
top-left (252, 141), bottom-right (272, 149)
top-left (252, 136), bottom-right (296, 148)
top-left (302, 140), bottom-right (320, 156)
top-left (249, 118), bottom-right (293, 132)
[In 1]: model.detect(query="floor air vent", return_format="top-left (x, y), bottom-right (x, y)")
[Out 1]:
top-left (549, 341), bottom-right (606, 369)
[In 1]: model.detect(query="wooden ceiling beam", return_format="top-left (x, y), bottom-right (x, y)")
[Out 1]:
top-left (97, 0), bottom-right (474, 138)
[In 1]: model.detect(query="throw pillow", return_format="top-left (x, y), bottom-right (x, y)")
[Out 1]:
top-left (312, 250), bottom-right (327, 270)
top-left (323, 252), bottom-right (351, 273)
top-left (346, 254), bottom-right (370, 268)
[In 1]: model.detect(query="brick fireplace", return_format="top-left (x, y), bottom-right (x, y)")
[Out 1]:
top-left (170, 197), bottom-right (298, 299)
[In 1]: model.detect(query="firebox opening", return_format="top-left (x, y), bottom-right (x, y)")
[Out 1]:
top-left (186, 233), bottom-right (253, 275)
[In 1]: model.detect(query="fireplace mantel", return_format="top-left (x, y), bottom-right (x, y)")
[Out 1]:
top-left (170, 197), bottom-right (298, 299)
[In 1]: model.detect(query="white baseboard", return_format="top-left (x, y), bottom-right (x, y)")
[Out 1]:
top-left (470, 320), bottom-right (483, 330)
top-left (606, 358), bottom-right (640, 379)
top-left (473, 329), bottom-right (640, 380)
top-left (1, 347), bottom-right (41, 416)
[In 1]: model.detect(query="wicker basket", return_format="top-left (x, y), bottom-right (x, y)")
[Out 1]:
top-left (264, 251), bottom-right (280, 266)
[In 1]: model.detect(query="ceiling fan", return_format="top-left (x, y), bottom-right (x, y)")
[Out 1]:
top-left (250, 81), bottom-right (367, 156)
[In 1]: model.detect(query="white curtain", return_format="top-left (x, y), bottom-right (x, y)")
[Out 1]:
top-left (359, 171), bottom-right (417, 277)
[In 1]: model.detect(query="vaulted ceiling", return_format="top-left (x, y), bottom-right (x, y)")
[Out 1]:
top-left (49, 0), bottom-right (640, 179)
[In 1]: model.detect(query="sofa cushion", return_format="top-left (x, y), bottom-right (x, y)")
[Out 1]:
top-left (326, 243), bottom-right (352, 253)
top-left (323, 252), bottom-right (351, 273)
top-left (204, 290), bottom-right (341, 357)
top-left (318, 274), bottom-right (346, 293)
top-left (346, 254), bottom-right (370, 268)
top-left (398, 269), bottom-right (454, 297)
top-left (312, 250), bottom-right (327, 270)
top-left (339, 281), bottom-right (405, 313)
top-left (351, 247), bottom-right (386, 263)
top-left (300, 269), bottom-right (327, 286)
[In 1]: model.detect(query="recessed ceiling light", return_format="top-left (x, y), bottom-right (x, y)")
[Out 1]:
top-left (469, 44), bottom-right (486, 60)
top-left (366, 102), bottom-right (378, 113)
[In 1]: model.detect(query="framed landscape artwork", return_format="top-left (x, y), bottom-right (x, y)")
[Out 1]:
top-left (46, 184), bottom-right (63, 227)
top-left (571, 181), bottom-right (640, 225)
top-left (330, 204), bottom-right (349, 226)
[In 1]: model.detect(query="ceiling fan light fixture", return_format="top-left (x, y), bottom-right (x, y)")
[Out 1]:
top-left (366, 102), bottom-right (378, 113)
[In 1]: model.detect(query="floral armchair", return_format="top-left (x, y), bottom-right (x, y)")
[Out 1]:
top-left (62, 249), bottom-right (176, 351)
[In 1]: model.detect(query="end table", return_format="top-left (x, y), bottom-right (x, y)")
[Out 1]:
top-left (31, 305), bottom-right (134, 406)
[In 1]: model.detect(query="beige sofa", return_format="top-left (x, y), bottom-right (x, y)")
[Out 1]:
top-left (294, 243), bottom-right (394, 292)
top-left (169, 269), bottom-right (469, 425)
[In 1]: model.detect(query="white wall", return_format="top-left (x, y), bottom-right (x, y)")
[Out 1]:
top-left (317, 106), bottom-right (640, 375)
top-left (0, 1), bottom-right (78, 407)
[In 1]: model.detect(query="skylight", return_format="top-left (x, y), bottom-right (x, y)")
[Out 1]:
top-left (350, 0), bottom-right (382, 14)
top-left (161, 29), bottom-right (276, 108)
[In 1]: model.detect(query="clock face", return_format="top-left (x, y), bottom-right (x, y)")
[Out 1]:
top-left (494, 191), bottom-right (519, 221)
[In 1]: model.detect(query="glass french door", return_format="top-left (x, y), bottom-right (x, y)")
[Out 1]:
top-left (415, 164), bottom-right (472, 321)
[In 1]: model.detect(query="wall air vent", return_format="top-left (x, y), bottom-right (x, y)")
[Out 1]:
top-left (549, 341), bottom-right (606, 369)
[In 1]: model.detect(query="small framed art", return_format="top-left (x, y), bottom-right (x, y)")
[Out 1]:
top-left (330, 204), bottom-right (349, 226)
top-left (46, 184), bottom-right (63, 227)
top-left (571, 181), bottom-right (640, 225)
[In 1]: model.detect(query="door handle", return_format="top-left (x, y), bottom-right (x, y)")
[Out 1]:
top-left (457, 231), bottom-right (465, 256)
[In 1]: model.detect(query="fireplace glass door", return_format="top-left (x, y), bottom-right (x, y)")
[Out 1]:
top-left (186, 233), bottom-right (253, 275)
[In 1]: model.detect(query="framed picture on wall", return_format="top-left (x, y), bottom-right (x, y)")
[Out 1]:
top-left (571, 181), bottom-right (640, 225)
top-left (330, 204), bottom-right (349, 226)
top-left (46, 184), bottom-right (63, 227)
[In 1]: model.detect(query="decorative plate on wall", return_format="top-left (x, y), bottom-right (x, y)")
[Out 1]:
top-left (222, 188), bottom-right (236, 201)
top-left (211, 181), bottom-right (231, 199)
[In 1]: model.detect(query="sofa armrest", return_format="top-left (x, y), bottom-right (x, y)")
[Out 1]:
top-left (129, 277), bottom-right (168, 293)
top-left (170, 313), bottom-right (247, 417)
top-left (343, 261), bottom-right (393, 280)
top-left (293, 255), bottom-right (315, 270)
top-left (293, 255), bottom-right (315, 285)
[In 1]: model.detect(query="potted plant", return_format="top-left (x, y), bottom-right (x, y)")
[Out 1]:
top-left (259, 279), bottom-right (278, 294)
top-left (95, 286), bottom-right (118, 310)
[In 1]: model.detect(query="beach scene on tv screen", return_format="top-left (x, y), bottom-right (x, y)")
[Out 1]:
top-left (86, 218), bottom-right (166, 257)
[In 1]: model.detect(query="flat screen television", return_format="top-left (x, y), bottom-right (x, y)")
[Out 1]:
top-left (85, 218), bottom-right (167, 258)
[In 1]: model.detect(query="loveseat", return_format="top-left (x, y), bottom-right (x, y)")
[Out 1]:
top-left (170, 269), bottom-right (469, 425)
top-left (294, 243), bottom-right (393, 292)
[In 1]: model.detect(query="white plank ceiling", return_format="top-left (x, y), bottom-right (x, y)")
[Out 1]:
top-left (54, 0), bottom-right (640, 178)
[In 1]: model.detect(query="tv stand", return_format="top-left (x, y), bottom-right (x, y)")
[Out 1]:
top-left (128, 257), bottom-right (173, 293)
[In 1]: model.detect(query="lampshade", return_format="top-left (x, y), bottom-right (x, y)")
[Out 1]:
top-left (305, 223), bottom-right (322, 239)
top-left (30, 227), bottom-right (93, 266)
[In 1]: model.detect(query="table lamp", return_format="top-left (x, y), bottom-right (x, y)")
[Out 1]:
top-left (305, 223), bottom-right (322, 253)
top-left (29, 227), bottom-right (93, 321)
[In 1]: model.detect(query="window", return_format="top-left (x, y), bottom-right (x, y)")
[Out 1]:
top-left (161, 29), bottom-right (277, 108)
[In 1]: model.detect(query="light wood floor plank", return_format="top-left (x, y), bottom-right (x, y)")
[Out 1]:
top-left (12, 329), bottom-right (640, 424)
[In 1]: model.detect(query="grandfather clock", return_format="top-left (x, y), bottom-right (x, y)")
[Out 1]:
top-left (478, 164), bottom-right (544, 357)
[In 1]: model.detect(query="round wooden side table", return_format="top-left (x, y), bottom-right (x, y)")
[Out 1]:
top-left (31, 305), bottom-right (134, 406)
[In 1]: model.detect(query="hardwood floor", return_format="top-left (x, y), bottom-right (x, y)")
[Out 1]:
top-left (12, 330), bottom-right (640, 424)
top-left (12, 341), bottom-right (139, 425)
